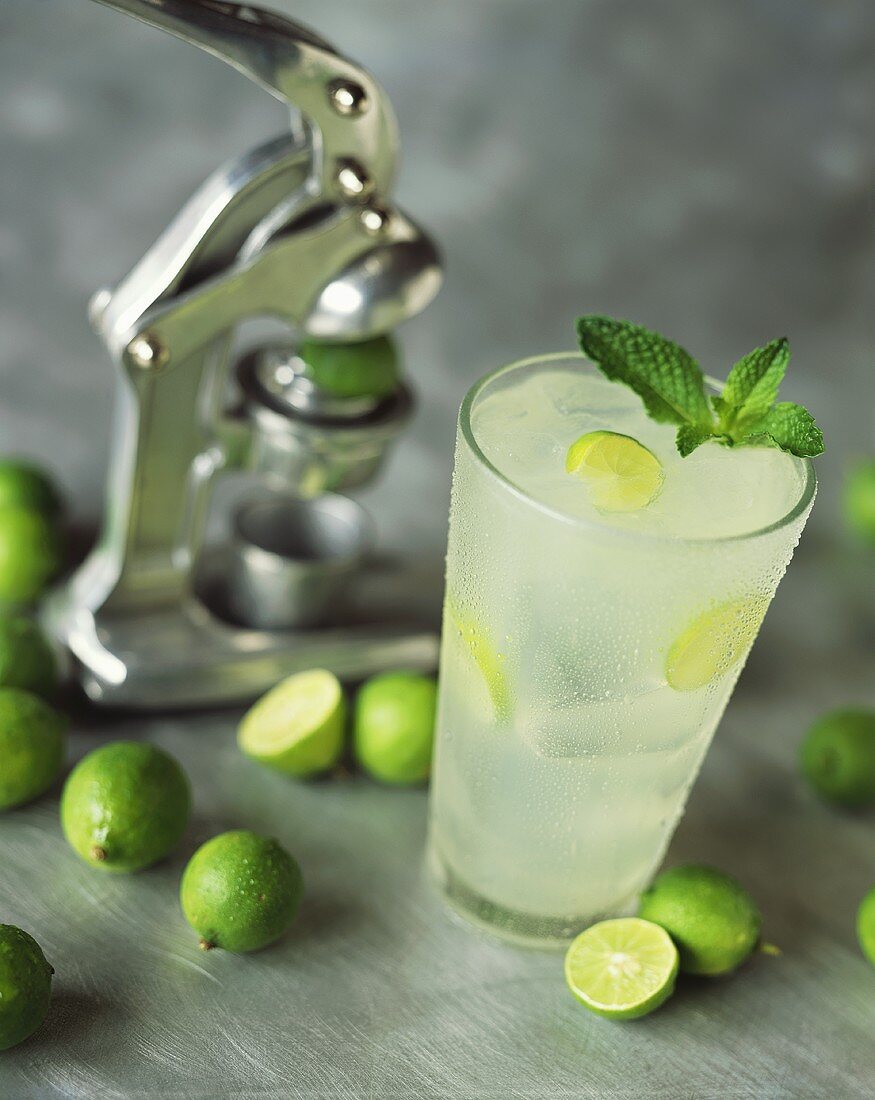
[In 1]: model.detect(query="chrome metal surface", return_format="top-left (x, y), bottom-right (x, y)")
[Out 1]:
top-left (250, 345), bottom-right (384, 419)
top-left (46, 0), bottom-right (442, 705)
top-left (328, 77), bottom-right (370, 117)
top-left (229, 493), bottom-right (371, 628)
top-left (126, 332), bottom-right (168, 371)
top-left (236, 351), bottom-right (413, 498)
top-left (335, 159), bottom-right (375, 202)
top-left (91, 0), bottom-right (398, 201)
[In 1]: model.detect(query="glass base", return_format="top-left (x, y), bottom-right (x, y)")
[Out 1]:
top-left (428, 844), bottom-right (638, 950)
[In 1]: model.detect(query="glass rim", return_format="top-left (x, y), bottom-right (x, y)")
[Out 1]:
top-left (458, 350), bottom-right (817, 547)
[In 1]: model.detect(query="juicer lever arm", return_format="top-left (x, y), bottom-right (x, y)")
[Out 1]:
top-left (90, 0), bottom-right (398, 197)
top-left (110, 200), bottom-right (437, 362)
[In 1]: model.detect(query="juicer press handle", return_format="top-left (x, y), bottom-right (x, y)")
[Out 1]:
top-left (89, 0), bottom-right (399, 200)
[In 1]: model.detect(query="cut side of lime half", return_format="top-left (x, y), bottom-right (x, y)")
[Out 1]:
top-left (666, 596), bottom-right (768, 693)
top-left (443, 603), bottom-right (511, 721)
top-left (565, 431), bottom-right (664, 513)
top-left (564, 917), bottom-right (679, 1021)
top-left (238, 669), bottom-right (345, 778)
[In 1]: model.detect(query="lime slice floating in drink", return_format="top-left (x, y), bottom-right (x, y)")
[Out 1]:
top-left (238, 669), bottom-right (346, 778)
top-left (565, 431), bottom-right (664, 513)
top-left (444, 603), bottom-right (511, 721)
top-left (564, 917), bottom-right (679, 1020)
top-left (666, 596), bottom-right (768, 692)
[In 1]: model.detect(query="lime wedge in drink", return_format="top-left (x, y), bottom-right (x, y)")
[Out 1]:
top-left (443, 603), bottom-right (511, 720)
top-left (666, 596), bottom-right (767, 692)
top-left (565, 431), bottom-right (664, 513)
top-left (564, 917), bottom-right (678, 1020)
top-left (238, 669), bottom-right (345, 778)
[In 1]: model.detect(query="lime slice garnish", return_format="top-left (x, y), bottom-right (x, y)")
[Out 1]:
top-left (564, 917), bottom-right (678, 1020)
top-left (443, 603), bottom-right (511, 720)
top-left (565, 431), bottom-right (664, 513)
top-left (665, 597), bottom-right (767, 692)
top-left (238, 669), bottom-right (345, 778)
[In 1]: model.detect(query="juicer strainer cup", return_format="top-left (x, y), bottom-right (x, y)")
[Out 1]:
top-left (228, 494), bottom-right (372, 630)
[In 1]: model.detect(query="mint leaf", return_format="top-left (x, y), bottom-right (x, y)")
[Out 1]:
top-left (717, 337), bottom-right (790, 438)
top-left (676, 424), bottom-right (719, 457)
top-left (576, 317), bottom-right (713, 430)
top-left (573, 315), bottom-right (824, 459)
top-left (744, 402), bottom-right (824, 458)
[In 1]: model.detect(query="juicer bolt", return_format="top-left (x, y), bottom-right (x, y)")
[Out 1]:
top-left (127, 332), bottom-right (169, 371)
top-left (359, 204), bottom-right (391, 234)
top-left (335, 158), bottom-right (375, 202)
top-left (328, 78), bottom-right (369, 117)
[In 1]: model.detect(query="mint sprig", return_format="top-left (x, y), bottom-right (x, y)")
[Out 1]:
top-left (576, 316), bottom-right (824, 458)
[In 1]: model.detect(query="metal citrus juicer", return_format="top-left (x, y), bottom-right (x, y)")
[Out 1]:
top-left (44, 0), bottom-right (443, 707)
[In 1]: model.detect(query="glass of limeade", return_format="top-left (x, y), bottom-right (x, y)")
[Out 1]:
top-left (427, 351), bottom-right (815, 946)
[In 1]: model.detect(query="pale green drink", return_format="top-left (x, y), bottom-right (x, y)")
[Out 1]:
top-left (428, 353), bottom-right (815, 946)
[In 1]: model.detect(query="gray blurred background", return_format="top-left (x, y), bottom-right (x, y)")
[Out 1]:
top-left (1, 0), bottom-right (873, 555)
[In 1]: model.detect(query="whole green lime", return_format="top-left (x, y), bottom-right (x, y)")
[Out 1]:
top-left (300, 336), bottom-right (399, 400)
top-left (637, 864), bottom-right (761, 976)
top-left (0, 460), bottom-right (62, 518)
top-left (800, 709), bottom-right (875, 808)
top-left (353, 671), bottom-right (437, 785)
top-left (0, 616), bottom-right (58, 697)
top-left (0, 689), bottom-right (67, 811)
top-left (0, 507), bottom-right (63, 605)
top-left (180, 830), bottom-right (303, 953)
top-left (844, 460), bottom-right (875, 545)
top-left (0, 925), bottom-right (53, 1050)
top-left (857, 888), bottom-right (875, 967)
top-left (61, 741), bottom-right (191, 872)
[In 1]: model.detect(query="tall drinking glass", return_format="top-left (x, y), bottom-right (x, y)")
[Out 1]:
top-left (428, 352), bottom-right (815, 946)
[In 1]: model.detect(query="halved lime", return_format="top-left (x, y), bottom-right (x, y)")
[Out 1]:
top-left (238, 669), bottom-right (345, 778)
top-left (564, 917), bottom-right (678, 1020)
top-left (443, 603), bottom-right (511, 720)
top-left (565, 431), bottom-right (664, 513)
top-left (666, 596), bottom-right (768, 692)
